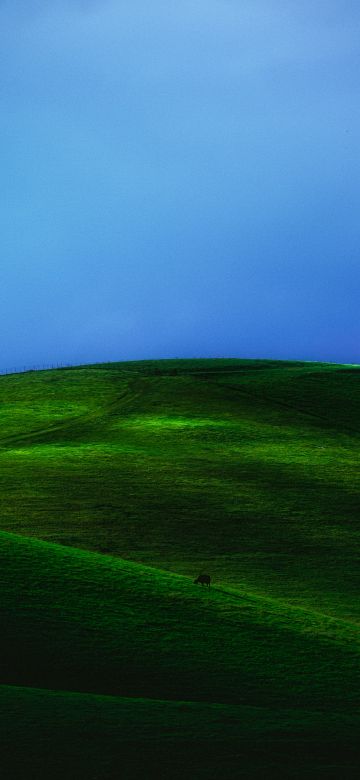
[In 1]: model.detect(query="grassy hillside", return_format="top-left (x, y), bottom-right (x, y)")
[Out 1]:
top-left (1, 530), bottom-right (359, 778)
top-left (0, 359), bottom-right (359, 618)
top-left (0, 358), bottom-right (359, 777)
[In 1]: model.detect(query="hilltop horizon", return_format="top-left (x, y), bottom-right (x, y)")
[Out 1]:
top-left (1, 353), bottom-right (359, 377)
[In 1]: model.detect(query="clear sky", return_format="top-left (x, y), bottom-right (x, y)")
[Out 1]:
top-left (1, 1), bottom-right (359, 369)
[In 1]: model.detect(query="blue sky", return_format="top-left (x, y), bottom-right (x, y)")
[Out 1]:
top-left (1, 1), bottom-right (359, 369)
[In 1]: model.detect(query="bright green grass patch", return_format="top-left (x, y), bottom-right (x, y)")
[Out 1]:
top-left (117, 414), bottom-right (232, 429)
top-left (3, 442), bottom-right (145, 459)
top-left (0, 401), bottom-right (91, 440)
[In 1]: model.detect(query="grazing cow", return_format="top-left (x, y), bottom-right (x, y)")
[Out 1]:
top-left (194, 573), bottom-right (211, 588)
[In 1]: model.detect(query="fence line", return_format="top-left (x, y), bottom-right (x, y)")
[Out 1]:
top-left (0, 362), bottom-right (75, 376)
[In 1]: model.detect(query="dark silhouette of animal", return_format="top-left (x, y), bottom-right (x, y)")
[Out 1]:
top-left (194, 574), bottom-right (211, 588)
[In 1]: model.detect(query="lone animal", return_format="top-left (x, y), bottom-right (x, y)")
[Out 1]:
top-left (194, 574), bottom-right (211, 588)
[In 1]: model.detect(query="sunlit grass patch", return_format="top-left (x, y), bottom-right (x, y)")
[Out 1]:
top-left (116, 414), bottom-right (232, 430)
top-left (0, 402), bottom-right (89, 419)
top-left (0, 402), bottom-right (92, 440)
top-left (1, 442), bottom-right (145, 460)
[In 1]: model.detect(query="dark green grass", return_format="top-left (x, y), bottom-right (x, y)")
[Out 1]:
top-left (2, 685), bottom-right (359, 780)
top-left (1, 530), bottom-right (359, 778)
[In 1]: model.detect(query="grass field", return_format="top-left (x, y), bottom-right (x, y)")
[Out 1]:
top-left (0, 358), bottom-right (359, 777)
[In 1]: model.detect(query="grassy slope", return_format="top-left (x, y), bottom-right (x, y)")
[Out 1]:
top-left (1, 530), bottom-right (359, 778)
top-left (2, 530), bottom-right (359, 707)
top-left (0, 358), bottom-right (359, 777)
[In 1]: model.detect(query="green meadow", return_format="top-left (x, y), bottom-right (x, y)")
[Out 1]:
top-left (0, 359), bottom-right (359, 778)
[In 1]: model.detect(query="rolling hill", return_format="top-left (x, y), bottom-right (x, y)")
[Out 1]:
top-left (0, 358), bottom-right (359, 777)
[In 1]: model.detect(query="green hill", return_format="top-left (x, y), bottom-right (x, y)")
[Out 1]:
top-left (1, 530), bottom-right (359, 778)
top-left (0, 358), bottom-right (359, 777)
